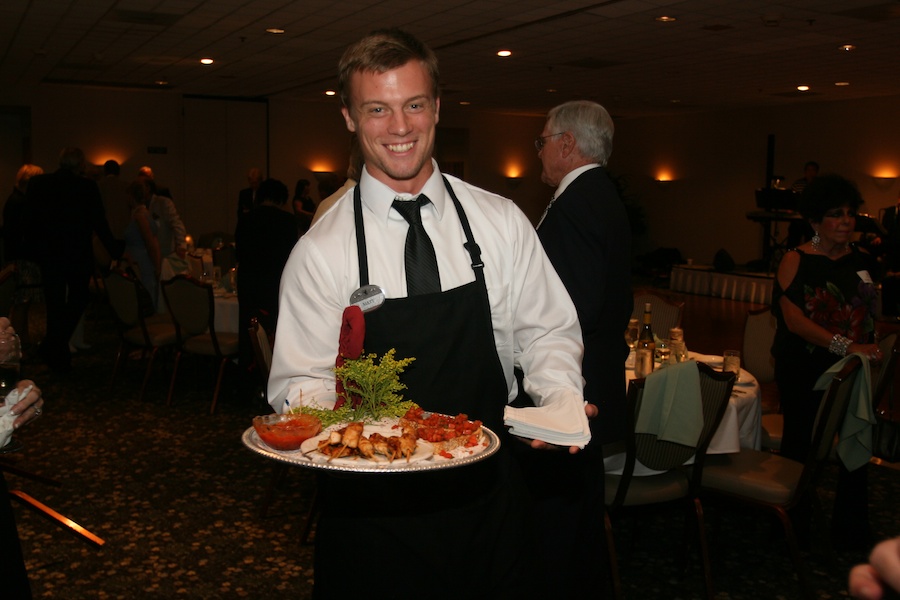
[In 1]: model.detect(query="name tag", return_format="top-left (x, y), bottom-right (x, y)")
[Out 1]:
top-left (858, 270), bottom-right (873, 284)
top-left (350, 284), bottom-right (386, 313)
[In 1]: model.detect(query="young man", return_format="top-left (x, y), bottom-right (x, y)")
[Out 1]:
top-left (268, 29), bottom-right (594, 597)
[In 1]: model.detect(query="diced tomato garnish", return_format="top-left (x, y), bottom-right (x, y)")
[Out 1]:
top-left (439, 450), bottom-right (453, 459)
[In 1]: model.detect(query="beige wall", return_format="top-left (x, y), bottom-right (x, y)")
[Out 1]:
top-left (6, 85), bottom-right (900, 268)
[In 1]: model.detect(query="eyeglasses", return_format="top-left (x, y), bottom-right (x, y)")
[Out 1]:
top-left (534, 132), bottom-right (565, 151)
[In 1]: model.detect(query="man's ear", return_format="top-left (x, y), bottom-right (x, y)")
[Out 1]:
top-left (560, 132), bottom-right (576, 158)
top-left (341, 106), bottom-right (357, 133)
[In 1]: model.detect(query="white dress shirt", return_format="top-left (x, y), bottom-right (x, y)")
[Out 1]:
top-left (268, 161), bottom-right (585, 414)
top-left (149, 194), bottom-right (187, 256)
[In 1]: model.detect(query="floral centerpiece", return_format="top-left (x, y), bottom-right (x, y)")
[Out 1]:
top-left (296, 306), bottom-right (416, 428)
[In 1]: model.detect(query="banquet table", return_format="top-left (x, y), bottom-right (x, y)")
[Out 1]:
top-left (605, 351), bottom-right (762, 475)
top-left (158, 254), bottom-right (240, 334)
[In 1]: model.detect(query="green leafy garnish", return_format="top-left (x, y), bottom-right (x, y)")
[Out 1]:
top-left (290, 348), bottom-right (416, 427)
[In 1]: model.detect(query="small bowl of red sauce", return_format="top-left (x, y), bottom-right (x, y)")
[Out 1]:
top-left (253, 413), bottom-right (322, 451)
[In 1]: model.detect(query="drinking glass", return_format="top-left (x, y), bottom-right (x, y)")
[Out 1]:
top-left (655, 338), bottom-right (671, 365)
top-left (635, 348), bottom-right (653, 378)
top-left (723, 349), bottom-right (741, 380)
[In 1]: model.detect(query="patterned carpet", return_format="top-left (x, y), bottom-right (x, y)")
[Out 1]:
top-left (2, 293), bottom-right (896, 599)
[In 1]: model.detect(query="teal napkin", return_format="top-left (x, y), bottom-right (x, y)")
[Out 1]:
top-left (813, 352), bottom-right (875, 472)
top-left (635, 361), bottom-right (703, 446)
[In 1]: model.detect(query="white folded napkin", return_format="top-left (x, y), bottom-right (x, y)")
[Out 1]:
top-left (504, 399), bottom-right (592, 448)
top-left (0, 385), bottom-right (30, 449)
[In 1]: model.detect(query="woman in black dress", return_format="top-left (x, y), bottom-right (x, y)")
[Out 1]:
top-left (772, 173), bottom-right (882, 549)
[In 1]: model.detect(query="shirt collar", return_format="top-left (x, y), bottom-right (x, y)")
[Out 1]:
top-left (553, 163), bottom-right (600, 199)
top-left (359, 159), bottom-right (447, 223)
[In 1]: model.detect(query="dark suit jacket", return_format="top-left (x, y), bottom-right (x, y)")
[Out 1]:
top-left (881, 206), bottom-right (900, 270)
top-left (238, 187), bottom-right (256, 220)
top-left (23, 168), bottom-right (121, 277)
top-left (538, 166), bottom-right (633, 445)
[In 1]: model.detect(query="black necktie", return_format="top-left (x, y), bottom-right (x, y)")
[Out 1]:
top-left (392, 195), bottom-right (440, 295)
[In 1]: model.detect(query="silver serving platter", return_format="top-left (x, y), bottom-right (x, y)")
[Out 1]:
top-left (242, 422), bottom-right (501, 474)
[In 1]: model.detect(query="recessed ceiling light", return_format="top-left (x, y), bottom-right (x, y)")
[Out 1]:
top-left (546, 88), bottom-right (557, 93)
top-left (266, 27), bottom-right (285, 34)
top-left (797, 85), bottom-right (809, 91)
top-left (200, 58), bottom-right (214, 65)
top-left (840, 44), bottom-right (856, 52)
top-left (497, 50), bottom-right (512, 57)
top-left (835, 81), bottom-right (850, 86)
top-left (655, 15), bottom-right (677, 22)
top-left (459, 101), bottom-right (471, 106)
top-left (155, 80), bottom-right (168, 86)
top-left (324, 90), bottom-right (336, 96)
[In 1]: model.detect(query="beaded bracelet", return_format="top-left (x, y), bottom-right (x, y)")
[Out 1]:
top-left (828, 334), bottom-right (852, 357)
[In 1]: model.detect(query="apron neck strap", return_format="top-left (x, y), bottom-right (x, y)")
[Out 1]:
top-left (353, 175), bottom-right (484, 287)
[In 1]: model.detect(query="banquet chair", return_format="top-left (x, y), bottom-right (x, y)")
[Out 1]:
top-left (604, 362), bottom-right (735, 600)
top-left (700, 356), bottom-right (863, 600)
top-left (213, 243), bottom-right (237, 274)
top-left (872, 333), bottom-right (900, 411)
top-left (161, 275), bottom-right (239, 414)
top-left (741, 307), bottom-right (782, 451)
top-left (187, 253), bottom-right (205, 280)
top-left (761, 333), bottom-right (898, 453)
top-left (632, 290), bottom-right (684, 336)
top-left (248, 317), bottom-right (272, 400)
top-left (105, 269), bottom-right (177, 402)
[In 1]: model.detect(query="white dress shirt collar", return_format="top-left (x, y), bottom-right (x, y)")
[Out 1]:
top-left (552, 163), bottom-right (601, 200)
top-left (359, 159), bottom-right (447, 223)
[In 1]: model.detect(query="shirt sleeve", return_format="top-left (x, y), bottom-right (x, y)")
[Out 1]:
top-left (504, 200), bottom-right (585, 408)
top-left (267, 237), bottom-right (345, 412)
top-left (161, 198), bottom-right (187, 249)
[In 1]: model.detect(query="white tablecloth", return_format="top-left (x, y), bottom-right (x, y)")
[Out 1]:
top-left (606, 352), bottom-right (762, 475)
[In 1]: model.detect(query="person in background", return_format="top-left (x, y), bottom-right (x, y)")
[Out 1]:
top-left (791, 160), bottom-right (819, 193)
top-left (234, 178), bottom-right (297, 398)
top-left (97, 160), bottom-right (130, 238)
top-left (772, 173), bottom-right (881, 550)
top-left (527, 99), bottom-right (632, 595)
top-left (0, 317), bottom-right (46, 599)
top-left (23, 147), bottom-right (123, 373)
top-left (268, 28), bottom-right (593, 597)
top-left (237, 167), bottom-right (263, 222)
top-left (122, 180), bottom-right (161, 311)
top-left (146, 181), bottom-right (187, 260)
top-left (291, 178), bottom-right (315, 234)
top-left (311, 134), bottom-right (363, 227)
top-left (3, 165), bottom-right (44, 350)
top-left (137, 165), bottom-right (154, 180)
top-left (850, 536), bottom-right (900, 600)
top-left (875, 191), bottom-right (900, 272)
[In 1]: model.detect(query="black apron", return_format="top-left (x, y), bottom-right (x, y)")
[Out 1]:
top-left (313, 179), bottom-right (536, 599)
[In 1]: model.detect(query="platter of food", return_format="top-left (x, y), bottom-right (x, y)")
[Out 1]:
top-left (242, 409), bottom-right (501, 473)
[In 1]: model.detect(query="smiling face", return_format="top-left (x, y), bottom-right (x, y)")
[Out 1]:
top-left (341, 60), bottom-right (439, 195)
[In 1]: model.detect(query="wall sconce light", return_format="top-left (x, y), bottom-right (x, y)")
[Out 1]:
top-left (505, 176), bottom-right (523, 189)
top-left (313, 171), bottom-right (336, 183)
